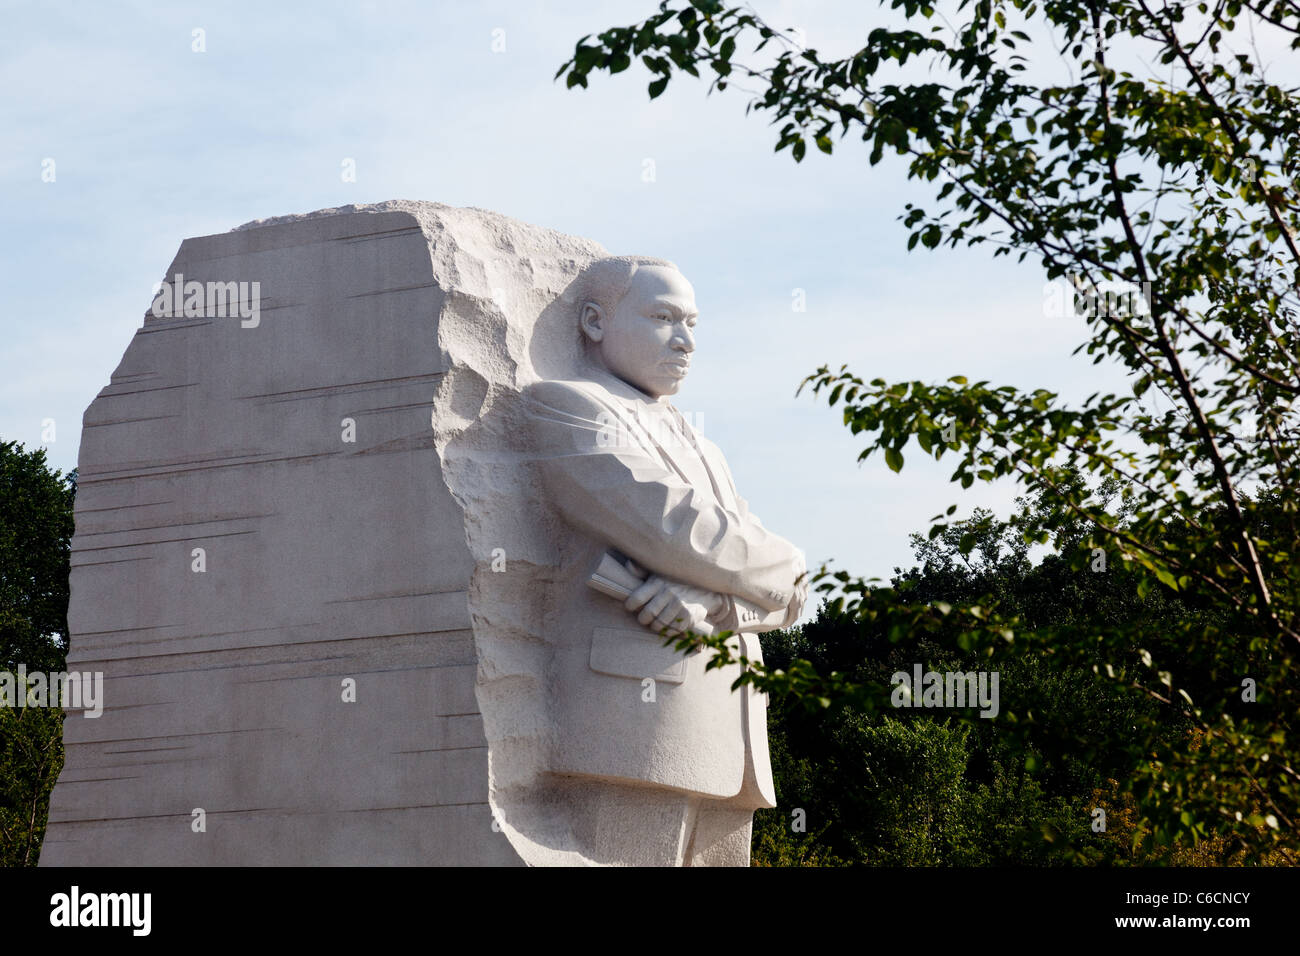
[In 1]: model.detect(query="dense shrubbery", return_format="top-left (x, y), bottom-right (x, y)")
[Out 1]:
top-left (0, 440), bottom-right (73, 866)
top-left (754, 488), bottom-right (1282, 866)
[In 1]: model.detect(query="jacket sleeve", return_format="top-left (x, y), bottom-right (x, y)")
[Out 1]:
top-left (523, 380), bottom-right (801, 614)
top-left (710, 543), bottom-right (807, 633)
top-left (712, 593), bottom-right (803, 634)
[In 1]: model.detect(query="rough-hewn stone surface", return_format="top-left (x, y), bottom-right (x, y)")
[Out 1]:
top-left (41, 201), bottom-right (605, 865)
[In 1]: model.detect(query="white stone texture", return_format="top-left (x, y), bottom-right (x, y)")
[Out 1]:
top-left (41, 201), bottom-right (604, 865)
top-left (40, 201), bottom-right (804, 867)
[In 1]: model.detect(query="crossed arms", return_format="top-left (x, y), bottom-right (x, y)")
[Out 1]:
top-left (524, 379), bottom-right (807, 636)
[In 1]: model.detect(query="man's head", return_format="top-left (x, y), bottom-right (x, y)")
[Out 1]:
top-left (572, 256), bottom-right (699, 399)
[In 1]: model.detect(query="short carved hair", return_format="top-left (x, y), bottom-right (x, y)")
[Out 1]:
top-left (569, 256), bottom-right (678, 334)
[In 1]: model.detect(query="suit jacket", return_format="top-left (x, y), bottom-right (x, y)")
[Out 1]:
top-left (522, 369), bottom-right (806, 804)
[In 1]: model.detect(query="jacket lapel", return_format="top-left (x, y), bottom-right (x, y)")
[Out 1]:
top-left (575, 374), bottom-right (736, 512)
top-left (641, 406), bottom-right (733, 509)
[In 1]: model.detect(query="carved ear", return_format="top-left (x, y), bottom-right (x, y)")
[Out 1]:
top-left (580, 302), bottom-right (605, 343)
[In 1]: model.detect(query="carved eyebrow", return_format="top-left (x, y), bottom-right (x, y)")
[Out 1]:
top-left (648, 301), bottom-right (699, 321)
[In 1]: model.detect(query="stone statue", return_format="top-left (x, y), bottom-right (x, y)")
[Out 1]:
top-left (517, 256), bottom-right (808, 866)
top-left (40, 202), bottom-right (803, 868)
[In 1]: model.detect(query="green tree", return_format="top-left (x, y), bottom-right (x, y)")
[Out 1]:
top-left (559, 0), bottom-right (1300, 861)
top-left (0, 440), bottom-right (74, 865)
top-left (753, 495), bottom-right (1259, 866)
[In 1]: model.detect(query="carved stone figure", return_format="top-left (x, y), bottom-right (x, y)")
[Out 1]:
top-left (515, 256), bottom-right (808, 866)
top-left (39, 202), bottom-right (804, 868)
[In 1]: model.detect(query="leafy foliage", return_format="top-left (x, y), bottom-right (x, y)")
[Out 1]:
top-left (0, 440), bottom-right (73, 866)
top-left (561, 0), bottom-right (1300, 862)
top-left (754, 501), bottom-right (1286, 865)
top-left (1, 440), bottom-right (74, 673)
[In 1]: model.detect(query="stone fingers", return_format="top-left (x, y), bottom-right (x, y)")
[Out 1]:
top-left (637, 586), bottom-right (676, 629)
top-left (626, 575), bottom-right (667, 614)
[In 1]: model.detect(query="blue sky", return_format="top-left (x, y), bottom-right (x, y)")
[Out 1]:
top-left (7, 1), bottom-right (1285, 596)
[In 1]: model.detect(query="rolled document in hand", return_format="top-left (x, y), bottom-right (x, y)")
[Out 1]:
top-left (587, 553), bottom-right (717, 636)
top-left (587, 551), bottom-right (648, 600)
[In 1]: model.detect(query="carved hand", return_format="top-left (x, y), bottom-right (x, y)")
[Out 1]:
top-left (624, 574), bottom-right (725, 637)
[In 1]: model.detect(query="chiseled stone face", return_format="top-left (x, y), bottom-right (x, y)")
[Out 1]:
top-left (587, 265), bottom-right (699, 399)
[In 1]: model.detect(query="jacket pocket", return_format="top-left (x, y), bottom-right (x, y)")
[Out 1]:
top-left (589, 627), bottom-right (690, 684)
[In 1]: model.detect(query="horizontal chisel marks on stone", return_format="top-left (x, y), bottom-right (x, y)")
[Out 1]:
top-left (74, 515), bottom-right (272, 538)
top-left (82, 414), bottom-right (180, 429)
top-left (50, 808), bottom-right (287, 826)
top-left (136, 317), bottom-right (212, 332)
top-left (336, 802), bottom-right (489, 814)
top-left (66, 729), bottom-right (280, 747)
top-left (66, 632), bottom-right (476, 668)
top-left (188, 227), bottom-right (420, 264)
top-left (334, 225), bottom-right (424, 244)
top-left (93, 382), bottom-right (197, 400)
top-left (323, 586), bottom-right (468, 603)
top-left (239, 659), bottom-right (479, 684)
top-left (74, 501), bottom-right (172, 514)
top-left (348, 435), bottom-right (437, 456)
top-left (70, 529), bottom-right (256, 555)
top-left (353, 403), bottom-right (438, 417)
top-left (66, 555), bottom-right (155, 568)
top-left (75, 451), bottom-right (335, 484)
top-left (346, 282), bottom-right (439, 299)
top-left (72, 624), bottom-right (176, 637)
top-left (239, 371), bottom-right (446, 403)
